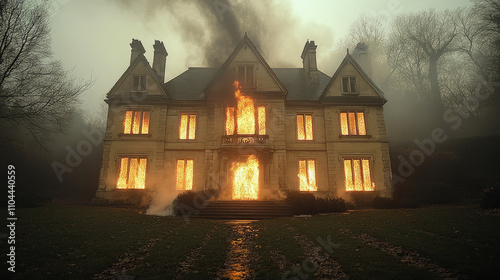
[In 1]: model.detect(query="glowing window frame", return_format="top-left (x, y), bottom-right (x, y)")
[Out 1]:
top-left (116, 156), bottom-right (148, 190)
top-left (297, 159), bottom-right (318, 192)
top-left (296, 113), bottom-right (314, 141)
top-left (123, 110), bottom-right (150, 135)
top-left (340, 110), bottom-right (367, 136)
top-left (343, 157), bottom-right (374, 192)
top-left (179, 113), bottom-right (197, 140)
top-left (176, 159), bottom-right (194, 191)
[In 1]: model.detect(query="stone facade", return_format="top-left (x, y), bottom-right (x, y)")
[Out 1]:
top-left (96, 36), bottom-right (393, 204)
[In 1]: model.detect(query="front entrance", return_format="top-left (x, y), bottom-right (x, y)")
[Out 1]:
top-left (231, 155), bottom-right (259, 200)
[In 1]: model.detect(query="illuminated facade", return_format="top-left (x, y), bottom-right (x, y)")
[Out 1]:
top-left (96, 36), bottom-right (392, 204)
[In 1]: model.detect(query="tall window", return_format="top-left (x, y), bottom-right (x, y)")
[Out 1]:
top-left (343, 158), bottom-right (374, 191)
top-left (298, 160), bottom-right (317, 191)
top-left (176, 159), bottom-right (194, 190)
top-left (238, 65), bottom-right (254, 87)
top-left (179, 114), bottom-right (196, 140)
top-left (133, 75), bottom-right (147, 92)
top-left (340, 111), bottom-right (366, 136)
top-left (342, 76), bottom-right (357, 93)
top-left (117, 157), bottom-right (147, 189)
top-left (225, 106), bottom-right (266, 135)
top-left (297, 114), bottom-right (313, 140)
top-left (123, 110), bottom-right (150, 134)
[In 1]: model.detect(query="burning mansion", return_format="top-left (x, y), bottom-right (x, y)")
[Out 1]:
top-left (96, 35), bottom-right (392, 204)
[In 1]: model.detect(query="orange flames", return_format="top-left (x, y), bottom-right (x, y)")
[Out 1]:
top-left (298, 160), bottom-right (317, 191)
top-left (225, 81), bottom-right (265, 135)
top-left (176, 159), bottom-right (194, 190)
top-left (340, 112), bottom-right (366, 136)
top-left (344, 159), bottom-right (374, 191)
top-left (235, 81), bottom-right (255, 134)
top-left (231, 155), bottom-right (259, 200)
top-left (297, 114), bottom-right (313, 140)
top-left (123, 110), bottom-right (150, 134)
top-left (179, 114), bottom-right (196, 139)
top-left (117, 157), bottom-right (147, 189)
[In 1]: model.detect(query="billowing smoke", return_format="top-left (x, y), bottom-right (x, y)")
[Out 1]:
top-left (110, 0), bottom-right (334, 68)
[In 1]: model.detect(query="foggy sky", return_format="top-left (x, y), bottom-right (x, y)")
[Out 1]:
top-left (48, 0), bottom-right (472, 117)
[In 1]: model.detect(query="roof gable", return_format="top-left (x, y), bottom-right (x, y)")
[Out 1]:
top-left (203, 34), bottom-right (287, 96)
top-left (107, 54), bottom-right (169, 99)
top-left (320, 53), bottom-right (386, 102)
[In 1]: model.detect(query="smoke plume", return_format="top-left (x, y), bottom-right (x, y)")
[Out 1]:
top-left (110, 0), bottom-right (334, 68)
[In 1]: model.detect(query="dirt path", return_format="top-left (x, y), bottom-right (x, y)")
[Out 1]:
top-left (174, 226), bottom-right (218, 278)
top-left (286, 224), bottom-right (349, 280)
top-left (339, 228), bottom-right (467, 280)
top-left (215, 221), bottom-right (260, 280)
top-left (93, 237), bottom-right (161, 280)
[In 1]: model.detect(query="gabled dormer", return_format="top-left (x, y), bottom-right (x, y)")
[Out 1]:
top-left (106, 39), bottom-right (169, 101)
top-left (320, 51), bottom-right (386, 105)
top-left (204, 34), bottom-right (287, 99)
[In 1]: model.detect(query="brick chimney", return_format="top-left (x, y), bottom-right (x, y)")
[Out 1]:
top-left (130, 39), bottom-right (146, 64)
top-left (301, 40), bottom-right (319, 84)
top-left (152, 40), bottom-right (168, 82)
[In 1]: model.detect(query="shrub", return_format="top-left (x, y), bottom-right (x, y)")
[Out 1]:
top-left (317, 198), bottom-right (347, 213)
top-left (373, 196), bottom-right (399, 209)
top-left (172, 190), bottom-right (218, 216)
top-left (481, 187), bottom-right (500, 209)
top-left (285, 191), bottom-right (318, 215)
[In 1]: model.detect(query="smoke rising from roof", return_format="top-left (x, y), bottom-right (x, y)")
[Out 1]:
top-left (110, 0), bottom-right (334, 68)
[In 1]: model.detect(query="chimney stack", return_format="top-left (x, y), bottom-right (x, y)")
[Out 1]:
top-left (353, 43), bottom-right (372, 78)
top-left (301, 40), bottom-right (319, 84)
top-left (153, 40), bottom-right (168, 82)
top-left (130, 39), bottom-right (146, 64)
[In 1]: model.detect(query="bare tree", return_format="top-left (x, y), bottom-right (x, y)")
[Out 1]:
top-left (387, 9), bottom-right (461, 120)
top-left (0, 0), bottom-right (91, 147)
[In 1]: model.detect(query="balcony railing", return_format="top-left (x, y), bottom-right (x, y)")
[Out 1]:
top-left (221, 134), bottom-right (269, 146)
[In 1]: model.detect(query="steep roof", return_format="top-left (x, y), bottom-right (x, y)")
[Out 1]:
top-left (165, 67), bottom-right (217, 100)
top-left (107, 54), bottom-right (169, 99)
top-left (164, 67), bottom-right (332, 101)
top-left (203, 34), bottom-right (287, 95)
top-left (320, 52), bottom-right (386, 101)
top-left (273, 68), bottom-right (330, 100)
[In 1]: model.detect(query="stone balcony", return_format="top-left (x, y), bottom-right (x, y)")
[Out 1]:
top-left (221, 134), bottom-right (269, 146)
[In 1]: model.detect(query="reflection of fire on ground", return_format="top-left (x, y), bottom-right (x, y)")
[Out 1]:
top-left (217, 221), bottom-right (259, 280)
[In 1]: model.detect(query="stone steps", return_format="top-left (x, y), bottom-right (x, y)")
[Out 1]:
top-left (196, 200), bottom-right (293, 220)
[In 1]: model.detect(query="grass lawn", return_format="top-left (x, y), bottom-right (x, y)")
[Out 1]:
top-left (1, 204), bottom-right (499, 279)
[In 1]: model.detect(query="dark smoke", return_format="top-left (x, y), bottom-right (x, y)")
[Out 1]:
top-left (110, 0), bottom-right (333, 68)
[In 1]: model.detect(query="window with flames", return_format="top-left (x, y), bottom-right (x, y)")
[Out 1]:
top-left (117, 157), bottom-right (147, 189)
top-left (297, 114), bottom-right (313, 140)
top-left (343, 158), bottom-right (374, 191)
top-left (225, 81), bottom-right (266, 139)
top-left (179, 113), bottom-right (196, 140)
top-left (340, 111), bottom-right (366, 136)
top-left (123, 110), bottom-right (150, 134)
top-left (298, 159), bottom-right (317, 191)
top-left (176, 159), bottom-right (194, 190)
